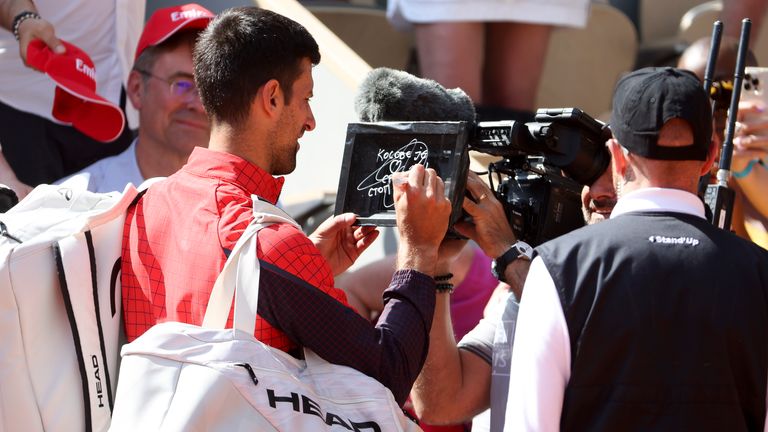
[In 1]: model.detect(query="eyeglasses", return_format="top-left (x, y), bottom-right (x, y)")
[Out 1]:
top-left (135, 69), bottom-right (199, 101)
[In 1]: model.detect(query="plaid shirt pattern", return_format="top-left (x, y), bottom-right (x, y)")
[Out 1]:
top-left (121, 147), bottom-right (348, 350)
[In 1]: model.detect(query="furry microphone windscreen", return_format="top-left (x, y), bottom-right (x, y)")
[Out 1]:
top-left (354, 67), bottom-right (476, 123)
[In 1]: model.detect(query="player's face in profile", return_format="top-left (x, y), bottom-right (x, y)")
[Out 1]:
top-left (271, 58), bottom-right (316, 176)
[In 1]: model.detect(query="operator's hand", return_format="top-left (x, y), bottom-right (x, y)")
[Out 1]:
top-left (16, 15), bottom-right (64, 68)
top-left (309, 213), bottom-right (379, 276)
top-left (392, 164), bottom-right (452, 275)
top-left (454, 171), bottom-right (517, 259)
top-left (733, 100), bottom-right (768, 172)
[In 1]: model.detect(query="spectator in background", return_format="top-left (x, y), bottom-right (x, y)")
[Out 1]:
top-left (57, 4), bottom-right (213, 193)
top-left (386, 0), bottom-right (590, 122)
top-left (0, 0), bottom-right (144, 190)
top-left (678, 36), bottom-right (768, 248)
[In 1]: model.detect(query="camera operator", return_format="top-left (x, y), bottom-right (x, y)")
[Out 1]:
top-left (502, 67), bottom-right (768, 431)
top-left (410, 165), bottom-right (614, 431)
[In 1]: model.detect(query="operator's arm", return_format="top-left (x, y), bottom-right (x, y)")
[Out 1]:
top-left (410, 289), bottom-right (492, 424)
top-left (453, 171), bottom-right (522, 296)
top-left (410, 257), bottom-right (529, 424)
top-left (406, 168), bottom-right (531, 420)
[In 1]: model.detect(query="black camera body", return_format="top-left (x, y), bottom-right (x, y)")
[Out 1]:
top-left (490, 157), bottom-right (586, 246)
top-left (469, 108), bottom-right (611, 245)
top-left (334, 107), bottom-right (610, 246)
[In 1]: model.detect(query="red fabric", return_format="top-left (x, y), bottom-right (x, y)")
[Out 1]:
top-left (134, 3), bottom-right (213, 60)
top-left (26, 39), bottom-right (125, 142)
top-left (121, 147), bottom-right (350, 351)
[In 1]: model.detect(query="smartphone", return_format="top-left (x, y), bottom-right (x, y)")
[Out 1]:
top-left (740, 67), bottom-right (768, 131)
top-left (743, 67), bottom-right (768, 109)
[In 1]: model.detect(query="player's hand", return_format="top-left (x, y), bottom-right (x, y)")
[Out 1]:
top-left (393, 164), bottom-right (452, 275)
top-left (309, 213), bottom-right (379, 276)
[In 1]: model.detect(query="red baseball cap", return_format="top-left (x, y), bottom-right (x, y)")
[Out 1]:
top-left (27, 39), bottom-right (126, 143)
top-left (135, 3), bottom-right (214, 60)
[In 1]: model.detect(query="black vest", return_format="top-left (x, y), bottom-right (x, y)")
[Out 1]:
top-left (536, 211), bottom-right (768, 432)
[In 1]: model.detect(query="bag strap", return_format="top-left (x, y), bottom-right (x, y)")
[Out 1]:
top-left (54, 237), bottom-right (101, 432)
top-left (50, 183), bottom-right (143, 432)
top-left (202, 197), bottom-right (300, 333)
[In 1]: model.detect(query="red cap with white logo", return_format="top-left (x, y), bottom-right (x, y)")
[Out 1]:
top-left (135, 3), bottom-right (215, 60)
top-left (27, 39), bottom-right (126, 143)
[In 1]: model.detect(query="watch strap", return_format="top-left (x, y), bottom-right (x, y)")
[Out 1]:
top-left (491, 241), bottom-right (533, 283)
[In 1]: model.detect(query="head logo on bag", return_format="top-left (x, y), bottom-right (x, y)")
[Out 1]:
top-left (267, 389), bottom-right (382, 431)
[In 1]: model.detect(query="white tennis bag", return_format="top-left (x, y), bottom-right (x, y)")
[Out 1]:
top-left (110, 198), bottom-right (422, 432)
top-left (0, 183), bottom-right (140, 432)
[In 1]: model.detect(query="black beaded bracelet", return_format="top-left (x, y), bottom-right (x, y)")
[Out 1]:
top-left (12, 11), bottom-right (41, 41)
top-left (434, 273), bottom-right (453, 282)
top-left (435, 283), bottom-right (454, 294)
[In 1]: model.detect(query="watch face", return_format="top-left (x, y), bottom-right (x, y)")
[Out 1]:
top-left (514, 241), bottom-right (534, 260)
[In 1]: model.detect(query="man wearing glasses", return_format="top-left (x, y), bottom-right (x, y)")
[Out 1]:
top-left (57, 3), bottom-right (213, 192)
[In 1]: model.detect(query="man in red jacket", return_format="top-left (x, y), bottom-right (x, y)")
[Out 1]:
top-left (121, 6), bottom-right (452, 406)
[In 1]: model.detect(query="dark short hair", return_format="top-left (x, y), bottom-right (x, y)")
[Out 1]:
top-left (193, 7), bottom-right (321, 128)
top-left (133, 30), bottom-right (201, 78)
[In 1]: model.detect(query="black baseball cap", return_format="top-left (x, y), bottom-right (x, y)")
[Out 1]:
top-left (610, 67), bottom-right (712, 161)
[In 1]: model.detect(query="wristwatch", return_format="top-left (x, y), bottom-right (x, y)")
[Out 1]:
top-left (491, 241), bottom-right (534, 283)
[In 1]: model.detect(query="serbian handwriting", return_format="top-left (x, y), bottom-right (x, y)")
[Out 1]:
top-left (356, 139), bottom-right (429, 208)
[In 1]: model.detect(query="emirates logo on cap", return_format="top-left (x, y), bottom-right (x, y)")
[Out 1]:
top-left (75, 58), bottom-right (96, 82)
top-left (171, 9), bottom-right (209, 22)
top-left (134, 3), bottom-right (214, 60)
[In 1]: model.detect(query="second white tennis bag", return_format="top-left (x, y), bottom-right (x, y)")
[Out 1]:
top-left (0, 183), bottom-right (141, 432)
